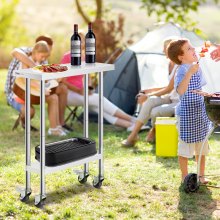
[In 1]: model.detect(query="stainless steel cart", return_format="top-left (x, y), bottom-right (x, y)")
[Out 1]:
top-left (13, 63), bottom-right (114, 206)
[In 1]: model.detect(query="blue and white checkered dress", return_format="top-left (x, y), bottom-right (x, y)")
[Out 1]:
top-left (174, 64), bottom-right (211, 143)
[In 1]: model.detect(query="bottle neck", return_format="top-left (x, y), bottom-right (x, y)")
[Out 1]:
top-left (88, 23), bottom-right (92, 31)
top-left (74, 24), bottom-right (78, 33)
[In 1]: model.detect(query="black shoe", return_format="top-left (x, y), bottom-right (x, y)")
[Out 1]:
top-left (62, 124), bottom-right (74, 132)
top-left (30, 125), bottom-right (39, 132)
top-left (21, 122), bottom-right (39, 132)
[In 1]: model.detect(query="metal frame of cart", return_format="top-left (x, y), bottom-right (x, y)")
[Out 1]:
top-left (13, 63), bottom-right (114, 206)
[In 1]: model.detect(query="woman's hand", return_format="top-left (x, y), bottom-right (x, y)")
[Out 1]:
top-left (136, 93), bottom-right (148, 104)
top-left (210, 46), bottom-right (220, 62)
top-left (88, 85), bottom-right (94, 95)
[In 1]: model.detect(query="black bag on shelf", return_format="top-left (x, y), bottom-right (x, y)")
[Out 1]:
top-left (35, 137), bottom-right (97, 166)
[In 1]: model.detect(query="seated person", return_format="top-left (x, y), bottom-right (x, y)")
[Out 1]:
top-left (60, 51), bottom-right (136, 129)
top-left (122, 38), bottom-right (179, 147)
top-left (5, 39), bottom-right (70, 136)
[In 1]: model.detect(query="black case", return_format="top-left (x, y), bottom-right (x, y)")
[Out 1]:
top-left (35, 137), bottom-right (97, 166)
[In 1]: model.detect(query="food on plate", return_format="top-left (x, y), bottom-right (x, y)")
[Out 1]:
top-left (201, 47), bottom-right (208, 53)
top-left (34, 64), bottom-right (68, 72)
top-left (198, 40), bottom-right (212, 59)
top-left (199, 52), bottom-right (205, 57)
top-left (204, 40), bottom-right (211, 48)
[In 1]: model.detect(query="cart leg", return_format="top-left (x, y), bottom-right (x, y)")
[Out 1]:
top-left (19, 78), bottom-right (32, 202)
top-left (35, 80), bottom-right (46, 206)
top-left (83, 74), bottom-right (89, 177)
top-left (93, 71), bottom-right (104, 188)
top-left (197, 125), bottom-right (215, 184)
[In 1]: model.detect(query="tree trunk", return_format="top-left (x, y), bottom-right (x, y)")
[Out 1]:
top-left (75, 0), bottom-right (103, 23)
top-left (75, 0), bottom-right (90, 23)
top-left (95, 0), bottom-right (102, 19)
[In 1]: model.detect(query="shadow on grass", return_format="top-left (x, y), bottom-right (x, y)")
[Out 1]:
top-left (25, 182), bottom-right (103, 208)
top-left (178, 184), bottom-right (217, 219)
top-left (155, 156), bottom-right (178, 170)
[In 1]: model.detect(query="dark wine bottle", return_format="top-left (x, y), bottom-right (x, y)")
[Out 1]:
top-left (85, 22), bottom-right (96, 63)
top-left (71, 24), bottom-right (81, 66)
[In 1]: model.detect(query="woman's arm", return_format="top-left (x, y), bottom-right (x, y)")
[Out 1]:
top-left (62, 78), bottom-right (83, 95)
top-left (148, 76), bottom-right (174, 97)
top-left (137, 77), bottom-right (174, 104)
top-left (12, 48), bottom-right (36, 68)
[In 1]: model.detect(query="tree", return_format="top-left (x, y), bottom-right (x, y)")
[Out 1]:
top-left (75, 0), bottom-right (127, 63)
top-left (0, 0), bottom-right (20, 44)
top-left (141, 0), bottom-right (219, 31)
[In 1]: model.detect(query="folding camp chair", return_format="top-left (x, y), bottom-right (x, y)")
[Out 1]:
top-left (12, 113), bottom-right (21, 131)
top-left (64, 106), bottom-right (82, 128)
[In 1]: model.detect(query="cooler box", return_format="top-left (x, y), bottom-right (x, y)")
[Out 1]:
top-left (155, 117), bottom-right (178, 157)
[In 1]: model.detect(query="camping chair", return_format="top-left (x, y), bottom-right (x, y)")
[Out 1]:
top-left (7, 101), bottom-right (38, 131)
top-left (12, 112), bottom-right (21, 131)
top-left (64, 106), bottom-right (82, 128)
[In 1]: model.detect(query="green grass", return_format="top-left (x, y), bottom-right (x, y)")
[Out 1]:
top-left (0, 69), bottom-right (220, 219)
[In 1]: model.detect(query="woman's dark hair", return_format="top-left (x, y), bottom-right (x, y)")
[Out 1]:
top-left (35, 35), bottom-right (53, 47)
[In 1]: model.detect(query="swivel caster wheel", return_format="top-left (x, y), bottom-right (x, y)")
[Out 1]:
top-left (184, 173), bottom-right (199, 193)
top-left (78, 174), bottom-right (89, 184)
top-left (20, 191), bottom-right (31, 202)
top-left (35, 199), bottom-right (46, 208)
top-left (93, 178), bottom-right (104, 189)
top-left (35, 195), bottom-right (46, 208)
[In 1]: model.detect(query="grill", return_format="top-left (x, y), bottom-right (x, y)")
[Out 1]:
top-left (204, 94), bottom-right (220, 126)
top-left (35, 137), bottom-right (97, 166)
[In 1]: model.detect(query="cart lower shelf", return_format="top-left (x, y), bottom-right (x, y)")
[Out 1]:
top-left (27, 153), bottom-right (102, 174)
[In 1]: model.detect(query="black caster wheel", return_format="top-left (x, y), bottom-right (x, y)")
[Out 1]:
top-left (93, 179), bottom-right (104, 189)
top-left (35, 198), bottom-right (46, 208)
top-left (78, 174), bottom-right (89, 184)
top-left (20, 192), bottom-right (31, 202)
top-left (184, 173), bottom-right (199, 193)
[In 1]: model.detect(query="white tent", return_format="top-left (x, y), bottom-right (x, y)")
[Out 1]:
top-left (130, 22), bottom-right (220, 93)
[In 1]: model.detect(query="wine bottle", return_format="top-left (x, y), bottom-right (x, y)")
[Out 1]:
top-left (85, 22), bottom-right (96, 63)
top-left (71, 24), bottom-right (81, 66)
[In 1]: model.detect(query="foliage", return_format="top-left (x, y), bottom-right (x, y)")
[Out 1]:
top-left (0, 0), bottom-right (30, 68)
top-left (140, 0), bottom-right (219, 31)
top-left (75, 0), bottom-right (130, 63)
top-left (0, 69), bottom-right (220, 219)
top-left (93, 15), bottom-right (125, 63)
top-left (0, 0), bottom-right (20, 44)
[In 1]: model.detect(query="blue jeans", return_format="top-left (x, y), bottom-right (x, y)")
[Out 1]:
top-left (8, 98), bottom-right (22, 112)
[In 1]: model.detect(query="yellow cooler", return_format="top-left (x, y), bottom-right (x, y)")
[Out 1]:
top-left (155, 117), bottom-right (178, 157)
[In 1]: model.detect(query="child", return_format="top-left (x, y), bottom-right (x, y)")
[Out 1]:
top-left (14, 41), bottom-right (67, 136)
top-left (167, 39), bottom-right (211, 184)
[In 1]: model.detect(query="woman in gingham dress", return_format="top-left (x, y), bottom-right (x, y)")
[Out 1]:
top-left (167, 39), bottom-right (211, 184)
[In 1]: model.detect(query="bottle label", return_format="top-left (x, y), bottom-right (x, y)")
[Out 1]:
top-left (71, 40), bottom-right (81, 56)
top-left (86, 39), bottom-right (95, 55)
